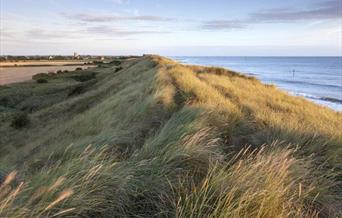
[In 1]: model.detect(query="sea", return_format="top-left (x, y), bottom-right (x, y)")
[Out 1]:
top-left (172, 56), bottom-right (342, 111)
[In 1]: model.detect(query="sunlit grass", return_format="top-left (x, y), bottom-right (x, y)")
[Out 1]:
top-left (174, 144), bottom-right (329, 218)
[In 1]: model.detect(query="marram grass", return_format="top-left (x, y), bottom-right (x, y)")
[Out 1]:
top-left (0, 56), bottom-right (341, 217)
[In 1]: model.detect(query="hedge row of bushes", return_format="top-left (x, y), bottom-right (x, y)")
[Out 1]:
top-left (32, 70), bottom-right (96, 83)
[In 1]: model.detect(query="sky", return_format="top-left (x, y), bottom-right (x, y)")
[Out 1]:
top-left (0, 0), bottom-right (341, 56)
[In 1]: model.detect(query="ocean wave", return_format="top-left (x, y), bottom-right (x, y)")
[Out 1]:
top-left (275, 79), bottom-right (342, 90)
top-left (293, 92), bottom-right (342, 104)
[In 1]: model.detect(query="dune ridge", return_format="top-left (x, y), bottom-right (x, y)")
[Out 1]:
top-left (0, 55), bottom-right (341, 217)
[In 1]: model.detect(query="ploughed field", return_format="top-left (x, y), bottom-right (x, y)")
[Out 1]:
top-left (0, 60), bottom-right (89, 67)
top-left (0, 65), bottom-right (94, 85)
top-left (0, 56), bottom-right (341, 217)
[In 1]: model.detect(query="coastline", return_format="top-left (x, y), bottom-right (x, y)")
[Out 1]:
top-left (172, 56), bottom-right (342, 111)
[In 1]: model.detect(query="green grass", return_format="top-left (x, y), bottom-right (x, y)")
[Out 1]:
top-left (0, 56), bottom-right (341, 217)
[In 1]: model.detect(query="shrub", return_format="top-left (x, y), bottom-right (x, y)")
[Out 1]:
top-left (11, 112), bottom-right (30, 129)
top-left (69, 72), bottom-right (96, 82)
top-left (32, 73), bottom-right (48, 80)
top-left (115, 66), bottom-right (123, 72)
top-left (75, 67), bottom-right (83, 71)
top-left (36, 78), bottom-right (48, 83)
top-left (110, 60), bottom-right (122, 66)
top-left (0, 97), bottom-right (10, 107)
top-left (68, 85), bottom-right (85, 96)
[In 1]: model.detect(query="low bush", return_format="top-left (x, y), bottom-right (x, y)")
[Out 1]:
top-left (110, 60), bottom-right (122, 66)
top-left (0, 97), bottom-right (10, 107)
top-left (10, 112), bottom-right (30, 129)
top-left (75, 67), bottom-right (83, 71)
top-left (69, 72), bottom-right (96, 82)
top-left (115, 66), bottom-right (123, 72)
top-left (68, 86), bottom-right (84, 96)
top-left (32, 73), bottom-right (48, 80)
top-left (36, 78), bottom-right (48, 83)
top-left (93, 61), bottom-right (104, 65)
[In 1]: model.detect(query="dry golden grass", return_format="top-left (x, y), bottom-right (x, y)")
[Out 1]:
top-left (174, 144), bottom-right (327, 218)
top-left (154, 56), bottom-right (342, 164)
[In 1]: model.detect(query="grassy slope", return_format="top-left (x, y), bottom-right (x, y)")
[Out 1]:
top-left (0, 56), bottom-right (341, 217)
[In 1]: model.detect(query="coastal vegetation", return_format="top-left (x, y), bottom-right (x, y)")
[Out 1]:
top-left (0, 56), bottom-right (341, 217)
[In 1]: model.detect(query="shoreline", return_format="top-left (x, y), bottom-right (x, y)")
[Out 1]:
top-left (172, 57), bottom-right (342, 112)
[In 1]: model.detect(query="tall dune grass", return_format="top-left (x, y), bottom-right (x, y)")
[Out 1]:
top-left (174, 144), bottom-right (334, 218)
top-left (0, 56), bottom-right (341, 217)
top-left (0, 143), bottom-right (336, 217)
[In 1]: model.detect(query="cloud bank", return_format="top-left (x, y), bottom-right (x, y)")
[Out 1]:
top-left (62, 12), bottom-right (174, 23)
top-left (201, 0), bottom-right (342, 30)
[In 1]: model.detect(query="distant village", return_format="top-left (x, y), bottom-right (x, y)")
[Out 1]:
top-left (0, 52), bottom-right (110, 62)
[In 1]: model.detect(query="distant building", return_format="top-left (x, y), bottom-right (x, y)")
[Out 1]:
top-left (73, 52), bottom-right (80, 59)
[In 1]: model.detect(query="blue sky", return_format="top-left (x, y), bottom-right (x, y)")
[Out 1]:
top-left (0, 0), bottom-right (341, 56)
